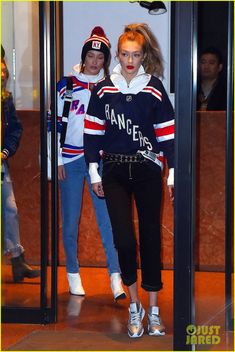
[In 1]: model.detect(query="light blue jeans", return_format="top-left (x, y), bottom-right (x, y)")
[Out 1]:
top-left (1, 162), bottom-right (24, 257)
top-left (59, 156), bottom-right (121, 275)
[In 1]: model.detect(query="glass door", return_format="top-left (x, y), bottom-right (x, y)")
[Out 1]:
top-left (173, 1), bottom-right (234, 350)
top-left (195, 1), bottom-right (234, 349)
top-left (1, 1), bottom-right (60, 324)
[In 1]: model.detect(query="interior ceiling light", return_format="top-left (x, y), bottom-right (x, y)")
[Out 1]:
top-left (130, 1), bottom-right (167, 15)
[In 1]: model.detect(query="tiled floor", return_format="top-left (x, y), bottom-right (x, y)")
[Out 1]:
top-left (1, 266), bottom-right (234, 351)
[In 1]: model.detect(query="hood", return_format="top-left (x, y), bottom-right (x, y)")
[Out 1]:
top-left (70, 64), bottom-right (105, 84)
top-left (110, 64), bottom-right (151, 94)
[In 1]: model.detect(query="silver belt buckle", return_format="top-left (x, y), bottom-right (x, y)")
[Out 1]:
top-left (137, 150), bottom-right (163, 169)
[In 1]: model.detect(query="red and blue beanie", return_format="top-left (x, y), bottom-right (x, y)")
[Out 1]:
top-left (81, 26), bottom-right (111, 63)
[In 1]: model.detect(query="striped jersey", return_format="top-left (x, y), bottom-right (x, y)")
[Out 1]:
top-left (84, 64), bottom-right (174, 169)
top-left (56, 65), bottom-right (105, 165)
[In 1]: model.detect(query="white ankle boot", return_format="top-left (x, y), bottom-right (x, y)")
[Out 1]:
top-left (67, 273), bottom-right (85, 296)
top-left (110, 273), bottom-right (126, 301)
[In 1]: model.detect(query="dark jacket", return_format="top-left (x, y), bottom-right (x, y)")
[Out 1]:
top-left (1, 94), bottom-right (23, 158)
top-left (197, 78), bottom-right (227, 111)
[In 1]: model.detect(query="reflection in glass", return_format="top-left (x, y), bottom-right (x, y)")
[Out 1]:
top-left (1, 1), bottom-right (41, 308)
top-left (195, 2), bottom-right (232, 349)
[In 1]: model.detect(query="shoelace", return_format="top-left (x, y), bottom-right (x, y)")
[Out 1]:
top-left (149, 313), bottom-right (161, 326)
top-left (130, 309), bottom-right (142, 326)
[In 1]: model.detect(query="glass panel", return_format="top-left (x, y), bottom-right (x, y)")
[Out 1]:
top-left (194, 2), bottom-right (233, 350)
top-left (1, 1), bottom-right (41, 307)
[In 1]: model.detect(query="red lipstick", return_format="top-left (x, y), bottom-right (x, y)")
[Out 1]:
top-left (127, 65), bottom-right (134, 69)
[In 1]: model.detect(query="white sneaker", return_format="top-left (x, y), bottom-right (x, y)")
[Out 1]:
top-left (67, 273), bottom-right (85, 296)
top-left (148, 306), bottom-right (165, 336)
top-left (110, 273), bottom-right (126, 301)
top-left (128, 302), bottom-right (145, 338)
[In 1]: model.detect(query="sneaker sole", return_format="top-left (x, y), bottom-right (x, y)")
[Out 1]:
top-left (128, 327), bottom-right (144, 338)
top-left (114, 292), bottom-right (126, 301)
top-left (148, 328), bottom-right (166, 336)
top-left (69, 291), bottom-right (85, 296)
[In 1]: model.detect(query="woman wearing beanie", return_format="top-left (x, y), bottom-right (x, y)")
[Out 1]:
top-left (56, 27), bottom-right (125, 300)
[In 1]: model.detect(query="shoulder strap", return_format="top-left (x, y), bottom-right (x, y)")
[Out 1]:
top-left (60, 76), bottom-right (73, 148)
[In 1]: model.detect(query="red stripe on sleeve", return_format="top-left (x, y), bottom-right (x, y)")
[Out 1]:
top-left (84, 119), bottom-right (106, 131)
top-left (155, 124), bottom-right (174, 137)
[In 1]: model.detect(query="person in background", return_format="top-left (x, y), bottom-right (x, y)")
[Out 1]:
top-left (84, 23), bottom-right (174, 338)
top-left (1, 45), bottom-right (40, 282)
top-left (56, 27), bottom-right (125, 300)
top-left (197, 46), bottom-right (227, 111)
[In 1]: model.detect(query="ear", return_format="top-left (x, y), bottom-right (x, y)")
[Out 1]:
top-left (218, 63), bottom-right (223, 73)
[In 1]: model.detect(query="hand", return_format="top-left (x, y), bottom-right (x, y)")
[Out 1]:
top-left (1, 152), bottom-right (7, 160)
top-left (58, 165), bottom-right (66, 181)
top-left (168, 185), bottom-right (174, 203)
top-left (92, 181), bottom-right (104, 197)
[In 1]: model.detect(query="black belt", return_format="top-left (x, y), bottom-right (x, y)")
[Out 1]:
top-left (103, 152), bottom-right (145, 163)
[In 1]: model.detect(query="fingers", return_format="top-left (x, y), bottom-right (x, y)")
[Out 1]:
top-left (97, 183), bottom-right (104, 197)
top-left (58, 165), bottom-right (66, 181)
top-left (92, 182), bottom-right (104, 197)
top-left (168, 186), bottom-right (174, 203)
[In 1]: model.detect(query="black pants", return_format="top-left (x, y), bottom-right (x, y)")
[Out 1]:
top-left (102, 160), bottom-right (163, 292)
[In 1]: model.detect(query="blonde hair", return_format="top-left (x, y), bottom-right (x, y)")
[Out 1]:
top-left (118, 23), bottom-right (164, 78)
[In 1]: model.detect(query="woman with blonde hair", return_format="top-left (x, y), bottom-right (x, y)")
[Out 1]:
top-left (124, 23), bottom-right (164, 77)
top-left (84, 23), bottom-right (174, 338)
